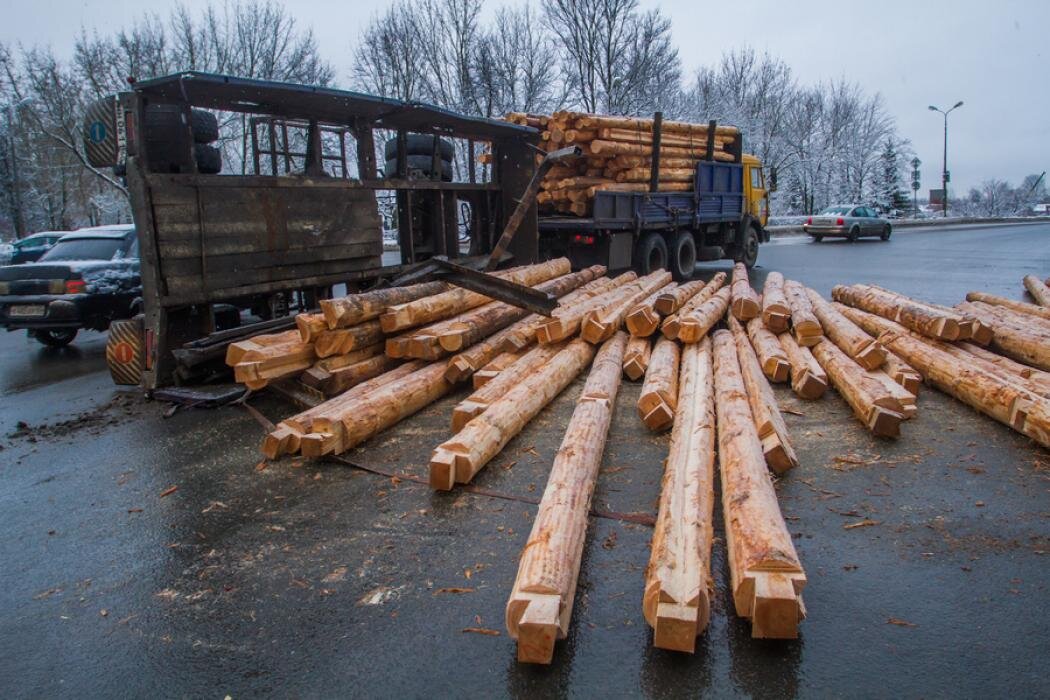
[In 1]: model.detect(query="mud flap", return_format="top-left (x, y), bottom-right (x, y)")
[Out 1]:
top-left (106, 316), bottom-right (145, 386)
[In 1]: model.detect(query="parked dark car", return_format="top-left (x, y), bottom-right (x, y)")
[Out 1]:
top-left (803, 205), bottom-right (892, 242)
top-left (0, 225), bottom-right (140, 346)
top-left (10, 231), bottom-right (66, 264)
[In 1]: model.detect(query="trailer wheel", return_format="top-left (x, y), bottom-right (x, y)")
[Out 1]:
top-left (670, 232), bottom-right (697, 281)
top-left (635, 233), bottom-right (668, 276)
top-left (734, 226), bottom-right (759, 269)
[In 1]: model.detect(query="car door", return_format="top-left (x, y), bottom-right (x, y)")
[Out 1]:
top-left (859, 208), bottom-right (876, 235)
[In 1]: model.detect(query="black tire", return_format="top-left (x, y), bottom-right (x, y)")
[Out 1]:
top-left (32, 328), bottom-right (77, 347)
top-left (195, 144), bottom-right (222, 174)
top-left (190, 109), bottom-right (219, 143)
top-left (733, 226), bottom-right (760, 268)
top-left (847, 226), bottom-right (860, 242)
top-left (812, 235), bottom-right (823, 243)
top-left (143, 103), bottom-right (192, 173)
top-left (880, 225), bottom-right (892, 241)
top-left (384, 135), bottom-right (454, 162)
top-left (670, 232), bottom-right (697, 281)
top-left (384, 156), bottom-right (452, 181)
top-left (634, 232), bottom-right (668, 275)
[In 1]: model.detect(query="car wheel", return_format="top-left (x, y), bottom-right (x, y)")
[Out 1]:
top-left (670, 232), bottom-right (697, 281)
top-left (811, 235), bottom-right (823, 243)
top-left (733, 226), bottom-right (759, 268)
top-left (847, 226), bottom-right (860, 242)
top-left (32, 328), bottom-right (77, 347)
top-left (880, 225), bottom-right (892, 241)
top-left (634, 232), bottom-right (668, 275)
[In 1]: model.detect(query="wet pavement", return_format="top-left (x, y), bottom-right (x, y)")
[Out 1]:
top-left (0, 222), bottom-right (1048, 697)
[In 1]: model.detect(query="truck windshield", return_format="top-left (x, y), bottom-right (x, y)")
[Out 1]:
top-left (40, 238), bottom-right (126, 261)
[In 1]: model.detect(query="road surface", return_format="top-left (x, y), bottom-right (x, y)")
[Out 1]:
top-left (0, 222), bottom-right (1047, 697)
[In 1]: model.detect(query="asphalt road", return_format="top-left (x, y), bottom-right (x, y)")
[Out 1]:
top-left (0, 222), bottom-right (1047, 698)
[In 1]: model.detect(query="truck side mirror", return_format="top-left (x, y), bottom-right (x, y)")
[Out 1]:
top-left (768, 167), bottom-right (778, 193)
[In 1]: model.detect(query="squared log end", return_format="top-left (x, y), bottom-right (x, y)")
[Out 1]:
top-left (761, 434), bottom-right (798, 474)
top-left (580, 318), bottom-right (609, 344)
top-left (750, 573), bottom-right (804, 640)
top-left (429, 450), bottom-right (457, 491)
top-left (443, 359), bottom-right (473, 385)
top-left (472, 371), bottom-right (497, 390)
top-left (794, 373), bottom-right (827, 400)
top-left (299, 432), bottom-right (335, 459)
top-left (514, 594), bottom-right (562, 665)
top-left (452, 404), bottom-right (484, 433)
top-left (623, 359), bottom-right (645, 381)
top-left (642, 401), bottom-right (675, 432)
top-left (763, 312), bottom-right (790, 334)
top-left (653, 601), bottom-right (703, 653)
top-left (731, 299), bottom-right (760, 321)
top-left (765, 358), bottom-right (791, 383)
top-left (262, 426), bottom-right (298, 460)
top-left (857, 344), bottom-right (888, 370)
top-left (867, 406), bottom-right (903, 438)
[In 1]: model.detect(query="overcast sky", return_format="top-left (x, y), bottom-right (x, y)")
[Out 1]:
top-left (2, 0), bottom-right (1046, 194)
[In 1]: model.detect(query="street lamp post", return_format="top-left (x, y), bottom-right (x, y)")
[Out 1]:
top-left (928, 101), bottom-right (964, 217)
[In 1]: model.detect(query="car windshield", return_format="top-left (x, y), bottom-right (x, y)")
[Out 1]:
top-left (819, 207), bottom-right (853, 215)
top-left (39, 238), bottom-right (125, 261)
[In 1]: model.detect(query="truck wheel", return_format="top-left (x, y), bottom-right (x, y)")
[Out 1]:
top-left (32, 328), bottom-right (77, 347)
top-left (191, 109), bottom-right (219, 143)
top-left (635, 233), bottom-right (668, 276)
top-left (848, 226), bottom-right (860, 242)
top-left (670, 232), bottom-right (697, 281)
top-left (880, 225), bottom-right (892, 241)
top-left (734, 226), bottom-right (759, 269)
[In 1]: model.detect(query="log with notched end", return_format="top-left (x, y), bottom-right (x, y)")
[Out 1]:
top-left (1023, 274), bottom-right (1050, 307)
top-left (882, 351), bottom-right (923, 396)
top-left (805, 287), bottom-right (887, 370)
top-left (783, 279), bottom-right (823, 346)
top-left (831, 284), bottom-right (961, 341)
top-left (864, 284), bottom-right (990, 344)
top-left (380, 258), bottom-right (571, 333)
top-left (955, 301), bottom-right (1050, 372)
top-left (452, 344), bottom-right (565, 432)
top-left (321, 281), bottom-right (448, 329)
top-left (965, 290), bottom-right (1050, 323)
top-left (711, 330), bottom-right (806, 639)
top-left (622, 335), bottom-right (652, 381)
top-left (536, 272), bottom-right (638, 344)
top-left (505, 333), bottom-right (628, 664)
top-left (315, 320), bottom-right (385, 358)
top-left (429, 339), bottom-right (597, 490)
top-left (296, 312), bottom-right (328, 343)
top-left (746, 317), bottom-right (790, 382)
top-left (655, 279), bottom-right (707, 316)
top-left (729, 317), bottom-right (798, 474)
top-left (877, 330), bottom-right (1050, 449)
top-left (226, 329), bottom-right (301, 366)
top-left (660, 272), bottom-right (728, 339)
top-left (581, 271), bottom-right (672, 343)
top-left (677, 287), bottom-right (732, 343)
top-left (499, 274), bottom-right (618, 353)
top-left (472, 350), bottom-right (525, 389)
top-left (230, 333), bottom-right (316, 389)
top-left (300, 353), bottom-right (401, 397)
top-left (730, 263), bottom-right (761, 321)
top-left (643, 337), bottom-right (716, 652)
top-left (637, 336), bottom-right (681, 432)
top-left (810, 339), bottom-right (904, 437)
top-left (955, 341), bottom-right (1050, 397)
top-left (625, 282), bottom-right (678, 337)
top-left (761, 272), bottom-right (791, 333)
top-left (777, 332), bottom-right (827, 400)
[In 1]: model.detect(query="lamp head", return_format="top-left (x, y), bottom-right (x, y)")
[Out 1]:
top-left (928, 105), bottom-right (939, 112)
top-left (952, 100), bottom-right (964, 109)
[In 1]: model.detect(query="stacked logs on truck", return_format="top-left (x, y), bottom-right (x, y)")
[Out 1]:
top-left (504, 112), bottom-right (739, 216)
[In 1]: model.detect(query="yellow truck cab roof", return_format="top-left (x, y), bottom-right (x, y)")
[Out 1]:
top-left (742, 153), bottom-right (761, 166)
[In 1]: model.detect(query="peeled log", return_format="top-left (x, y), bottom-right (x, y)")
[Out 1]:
top-left (810, 340), bottom-right (904, 437)
top-left (638, 336), bottom-right (681, 431)
top-left (864, 284), bottom-right (990, 344)
top-left (730, 263), bottom-right (761, 321)
top-left (805, 287), bottom-right (887, 370)
top-left (296, 312), bottom-right (328, 343)
top-left (965, 291), bottom-right (1050, 323)
top-left (581, 271), bottom-right (672, 343)
top-left (300, 353), bottom-right (401, 397)
top-left (746, 317), bottom-right (790, 382)
top-left (711, 330), bottom-right (806, 639)
top-left (761, 272), bottom-right (791, 333)
top-left (452, 343), bottom-right (565, 432)
top-left (677, 287), bottom-right (732, 343)
top-left (537, 273), bottom-right (638, 344)
top-left (499, 275), bottom-right (619, 352)
top-left (655, 280), bottom-right (707, 316)
top-left (783, 280), bottom-right (823, 346)
top-left (472, 350), bottom-right (525, 388)
top-left (505, 333), bottom-right (628, 664)
top-left (1024, 274), bottom-right (1050, 307)
top-left (831, 284), bottom-right (961, 341)
top-left (626, 282), bottom-right (678, 337)
top-left (430, 339), bottom-right (597, 490)
top-left (622, 335), bottom-right (653, 381)
top-left (777, 332), bottom-right (827, 400)
top-left (955, 301), bottom-right (1050, 371)
top-left (729, 317), bottom-right (798, 474)
top-left (321, 281), bottom-right (447, 329)
top-left (643, 338), bottom-right (716, 652)
top-left (661, 273), bottom-right (727, 339)
top-left (956, 342), bottom-right (1050, 396)
top-left (316, 320), bottom-right (385, 358)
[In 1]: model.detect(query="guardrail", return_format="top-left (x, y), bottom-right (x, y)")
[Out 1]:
top-left (766, 216), bottom-right (1048, 237)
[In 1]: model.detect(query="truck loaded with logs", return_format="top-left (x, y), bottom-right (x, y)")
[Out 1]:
top-left (80, 72), bottom-right (766, 390)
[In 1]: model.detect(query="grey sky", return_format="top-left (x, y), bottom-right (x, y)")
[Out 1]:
top-left (3, 0), bottom-right (1046, 195)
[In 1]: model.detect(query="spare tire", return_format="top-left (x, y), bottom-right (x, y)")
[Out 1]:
top-left (195, 144), bottom-right (222, 174)
top-left (191, 109), bottom-right (219, 143)
top-left (384, 135), bottom-right (454, 162)
top-left (384, 156), bottom-right (452, 182)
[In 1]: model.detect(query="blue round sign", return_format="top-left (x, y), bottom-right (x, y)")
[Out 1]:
top-left (88, 121), bottom-right (107, 143)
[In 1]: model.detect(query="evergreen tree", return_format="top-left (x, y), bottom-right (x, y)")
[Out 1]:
top-left (876, 138), bottom-right (909, 213)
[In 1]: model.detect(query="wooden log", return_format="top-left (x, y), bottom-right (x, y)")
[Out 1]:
top-left (637, 336), bottom-right (680, 431)
top-left (728, 317), bottom-right (798, 474)
top-left (782, 279), bottom-right (823, 346)
top-left (226, 329), bottom-right (301, 366)
top-left (380, 258), bottom-right (571, 333)
top-left (830, 302), bottom-right (937, 394)
top-left (320, 281), bottom-right (448, 329)
top-left (864, 284), bottom-right (989, 344)
top-left (429, 339), bottom-right (597, 490)
top-left (536, 272), bottom-right (638, 344)
top-left (315, 320), bottom-right (385, 358)
top-left (957, 341), bottom-right (1050, 389)
top-left (626, 282), bottom-right (678, 337)
top-left (300, 353), bottom-right (401, 397)
top-left (878, 330), bottom-right (1050, 448)
top-left (660, 273), bottom-right (727, 339)
top-left (498, 275), bottom-right (619, 353)
top-left (805, 287), bottom-right (887, 370)
top-left (643, 337), bottom-right (716, 652)
top-left (955, 302), bottom-right (1050, 371)
top-left (1024, 274), bottom-right (1050, 306)
top-left (677, 287), bottom-right (732, 343)
top-left (309, 343), bottom-right (384, 373)
top-left (472, 350), bottom-right (525, 389)
top-left (760, 272), bottom-right (791, 333)
top-left (588, 139), bottom-right (735, 161)
top-left (453, 343), bottom-right (565, 432)
top-left (746, 317), bottom-right (790, 383)
top-left (882, 350), bottom-right (924, 396)
top-left (296, 312), bottom-right (329, 343)
top-left (711, 330), bottom-right (806, 639)
top-left (810, 340), bottom-right (904, 437)
top-left (505, 333), bottom-right (628, 664)
top-left (965, 291), bottom-right (1050, 323)
top-left (598, 127), bottom-right (729, 149)
top-left (938, 342), bottom-right (1050, 399)
top-left (777, 332), bottom-right (827, 400)
top-left (831, 284), bottom-right (961, 340)
top-left (962, 299), bottom-right (1050, 336)
top-left (229, 333), bottom-right (316, 389)
top-left (581, 271), bottom-right (672, 343)
top-left (573, 114), bottom-right (739, 137)
top-left (655, 280), bottom-right (706, 315)
top-left (730, 263), bottom-right (761, 321)
top-left (615, 167), bottom-right (699, 183)
top-left (622, 335), bottom-right (653, 380)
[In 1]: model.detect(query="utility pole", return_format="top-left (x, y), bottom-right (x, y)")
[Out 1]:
top-left (928, 101), bottom-right (963, 217)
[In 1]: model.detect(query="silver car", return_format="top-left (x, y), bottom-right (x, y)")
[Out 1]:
top-left (803, 205), bottom-right (892, 242)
